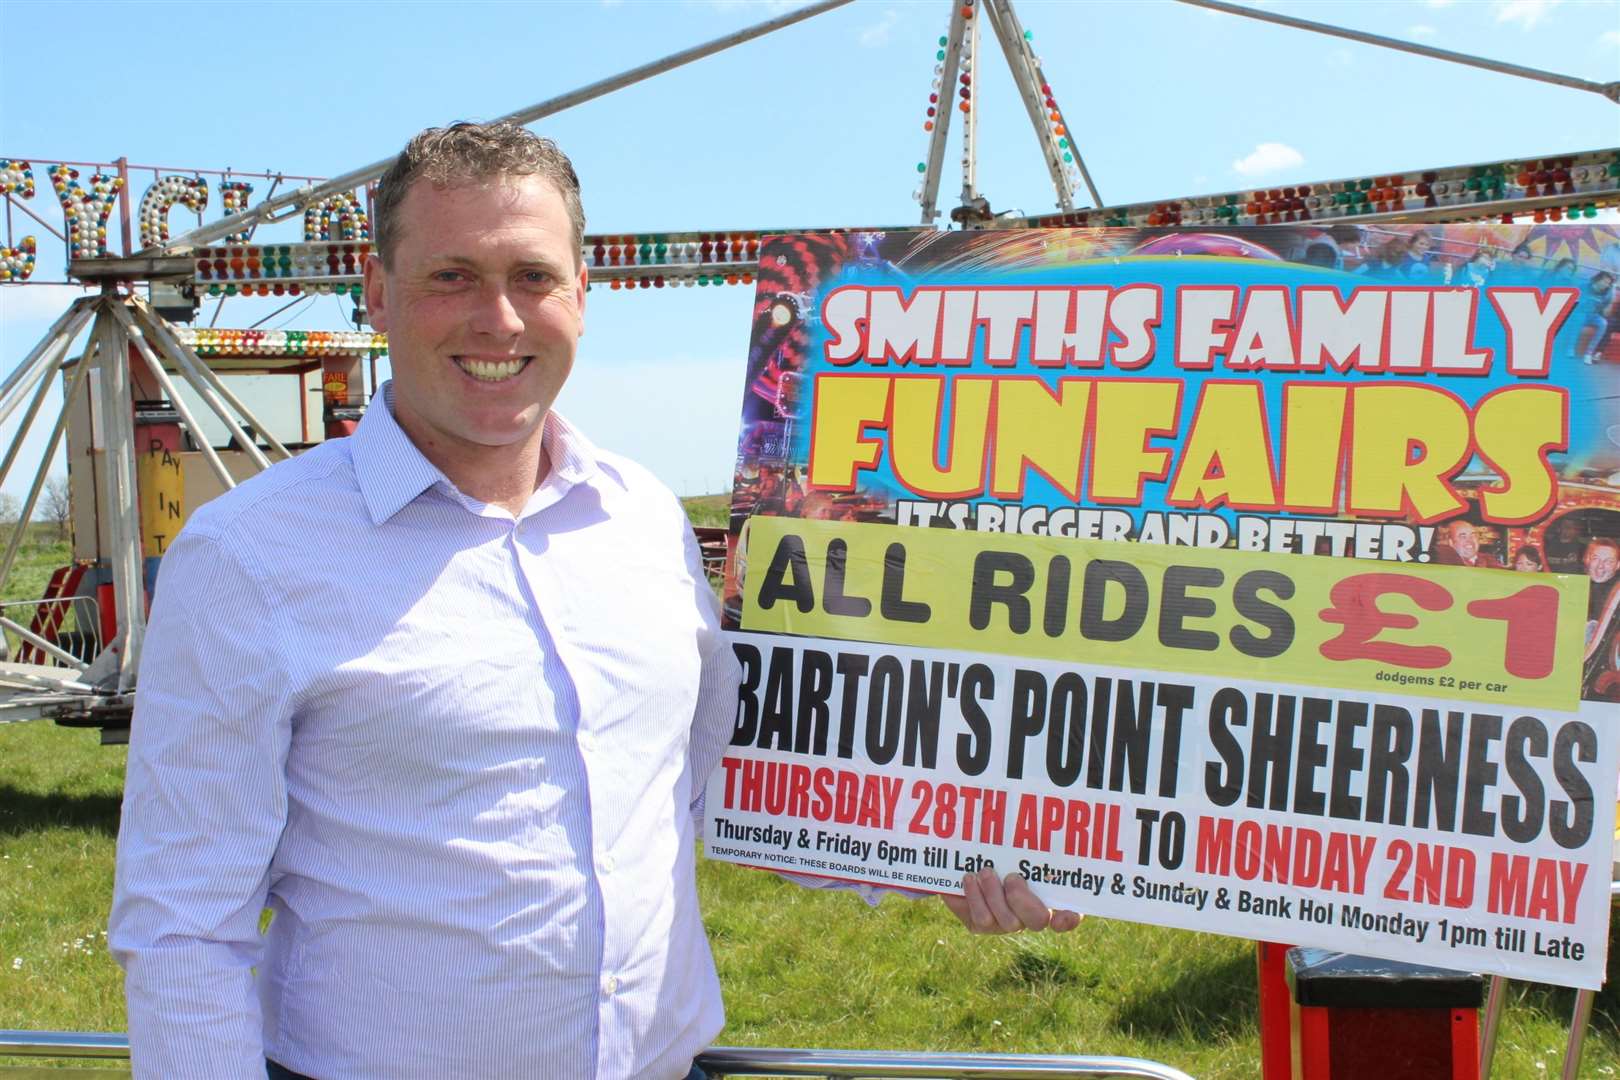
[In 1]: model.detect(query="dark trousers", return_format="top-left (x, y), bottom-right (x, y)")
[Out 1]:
top-left (268, 1059), bottom-right (707, 1079)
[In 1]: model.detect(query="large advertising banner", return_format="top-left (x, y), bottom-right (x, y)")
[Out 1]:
top-left (707, 225), bottom-right (1620, 989)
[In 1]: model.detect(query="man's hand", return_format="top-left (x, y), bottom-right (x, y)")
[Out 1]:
top-left (940, 867), bottom-right (1083, 934)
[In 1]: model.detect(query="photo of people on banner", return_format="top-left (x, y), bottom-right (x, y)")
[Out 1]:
top-left (710, 224), bottom-right (1620, 990)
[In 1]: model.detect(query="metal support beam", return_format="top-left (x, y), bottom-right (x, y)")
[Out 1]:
top-left (959, 12), bottom-right (981, 210)
top-left (1175, 0), bottom-right (1620, 104)
top-left (0, 614), bottom-right (90, 672)
top-left (91, 303), bottom-right (146, 691)
top-left (0, 317), bottom-right (97, 602)
top-left (1562, 988), bottom-right (1595, 1080)
top-left (918, 4), bottom-right (970, 224)
top-left (119, 304), bottom-right (271, 473)
top-left (133, 301), bottom-right (293, 462)
top-left (1478, 975), bottom-right (1506, 1078)
top-left (983, 0), bottom-right (1099, 209)
top-left (0, 305), bottom-right (94, 490)
top-left (0, 353), bottom-right (64, 493)
top-left (0, 298), bottom-right (96, 429)
top-left (107, 302), bottom-right (240, 490)
top-left (156, 0), bottom-right (855, 254)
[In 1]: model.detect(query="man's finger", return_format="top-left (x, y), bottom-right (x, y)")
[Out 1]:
top-left (976, 867), bottom-right (1023, 932)
top-left (1001, 873), bottom-right (1052, 931)
top-left (1049, 908), bottom-right (1084, 933)
top-left (961, 869), bottom-right (999, 932)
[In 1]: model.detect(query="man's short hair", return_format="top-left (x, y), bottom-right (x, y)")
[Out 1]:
top-left (373, 121), bottom-right (585, 267)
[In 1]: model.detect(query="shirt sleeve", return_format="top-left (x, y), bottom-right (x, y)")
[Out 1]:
top-left (108, 527), bottom-right (296, 1079)
top-left (680, 520), bottom-right (742, 813)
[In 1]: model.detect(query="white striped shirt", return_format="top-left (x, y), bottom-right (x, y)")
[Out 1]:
top-left (110, 384), bottom-right (741, 1079)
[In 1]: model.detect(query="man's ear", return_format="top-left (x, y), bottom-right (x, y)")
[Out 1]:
top-left (363, 253), bottom-right (389, 332)
top-left (574, 262), bottom-right (588, 337)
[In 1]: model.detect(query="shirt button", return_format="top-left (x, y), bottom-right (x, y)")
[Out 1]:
top-left (600, 853), bottom-right (615, 874)
top-left (578, 733), bottom-right (597, 754)
top-left (602, 975), bottom-right (619, 996)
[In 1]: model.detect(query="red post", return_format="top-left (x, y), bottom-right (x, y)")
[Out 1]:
top-left (116, 157), bottom-right (133, 256)
top-left (1256, 942), bottom-right (1296, 1080)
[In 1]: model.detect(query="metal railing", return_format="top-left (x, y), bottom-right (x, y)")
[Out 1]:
top-left (0, 1031), bottom-right (1195, 1079)
top-left (0, 595), bottom-right (100, 669)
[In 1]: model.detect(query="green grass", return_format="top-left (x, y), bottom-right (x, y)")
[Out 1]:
top-left (1, 529), bottom-right (72, 608)
top-left (4, 721), bottom-right (1620, 1076)
top-left (5, 505), bottom-right (1620, 1076)
top-left (684, 492), bottom-right (731, 528)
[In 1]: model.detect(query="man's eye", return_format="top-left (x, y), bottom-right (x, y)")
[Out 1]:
top-left (522, 271), bottom-right (553, 286)
top-left (432, 270), bottom-right (468, 283)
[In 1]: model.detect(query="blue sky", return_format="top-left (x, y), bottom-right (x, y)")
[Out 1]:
top-left (3, 0), bottom-right (1618, 498)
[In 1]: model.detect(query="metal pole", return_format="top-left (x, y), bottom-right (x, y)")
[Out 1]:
top-left (0, 353), bottom-right (65, 493)
top-left (1175, 0), bottom-right (1620, 103)
top-left (107, 304), bottom-right (241, 489)
top-left (0, 306), bottom-right (94, 483)
top-left (960, 12), bottom-right (981, 208)
top-left (4, 193), bottom-right (69, 242)
top-left (116, 158), bottom-right (133, 256)
top-left (0, 319), bottom-right (96, 597)
top-left (1478, 975), bottom-right (1507, 1078)
top-left (0, 614), bottom-right (90, 672)
top-left (122, 305), bottom-right (272, 472)
top-left (984, 0), bottom-right (1099, 209)
top-left (1561, 989), bottom-right (1595, 1080)
top-left (156, 0), bottom-right (855, 254)
top-left (92, 304), bottom-right (147, 691)
top-left (0, 299), bottom-right (96, 427)
top-left (134, 302), bottom-right (293, 461)
top-left (248, 293), bottom-right (312, 330)
top-left (919, 4), bottom-right (970, 224)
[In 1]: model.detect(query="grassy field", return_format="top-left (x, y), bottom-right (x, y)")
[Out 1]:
top-left (4, 509), bottom-right (1620, 1076)
top-left (684, 492), bottom-right (731, 528)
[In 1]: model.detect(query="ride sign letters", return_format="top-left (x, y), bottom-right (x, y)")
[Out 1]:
top-left (709, 225), bottom-right (1620, 989)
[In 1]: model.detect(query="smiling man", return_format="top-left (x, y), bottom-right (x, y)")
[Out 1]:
top-left (110, 122), bottom-right (741, 1080)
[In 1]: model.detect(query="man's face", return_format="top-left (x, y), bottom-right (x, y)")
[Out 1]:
top-left (1587, 544), bottom-right (1619, 584)
top-left (364, 176), bottom-right (585, 460)
top-left (1451, 523), bottom-right (1479, 561)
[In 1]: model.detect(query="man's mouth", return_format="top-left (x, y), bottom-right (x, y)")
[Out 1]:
top-left (453, 356), bottom-right (532, 383)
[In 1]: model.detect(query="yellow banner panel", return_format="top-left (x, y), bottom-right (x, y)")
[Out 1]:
top-left (739, 517), bottom-right (1585, 711)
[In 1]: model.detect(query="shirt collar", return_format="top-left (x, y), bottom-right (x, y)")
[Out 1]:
top-left (350, 381), bottom-right (601, 525)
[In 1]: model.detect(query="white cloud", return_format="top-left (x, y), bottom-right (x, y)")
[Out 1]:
top-left (1408, 24), bottom-right (1439, 38)
top-left (1601, 29), bottom-right (1620, 48)
top-left (1424, 0), bottom-right (1457, 7)
top-left (1329, 47), bottom-right (1354, 67)
top-left (1232, 142), bottom-right (1305, 178)
top-left (858, 8), bottom-right (899, 48)
top-left (1493, 0), bottom-right (1561, 30)
top-left (0, 284), bottom-right (94, 327)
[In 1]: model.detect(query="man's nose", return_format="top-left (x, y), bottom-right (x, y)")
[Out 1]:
top-left (469, 284), bottom-right (525, 337)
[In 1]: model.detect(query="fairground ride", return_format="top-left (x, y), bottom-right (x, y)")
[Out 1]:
top-left (0, 0), bottom-right (1616, 745)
